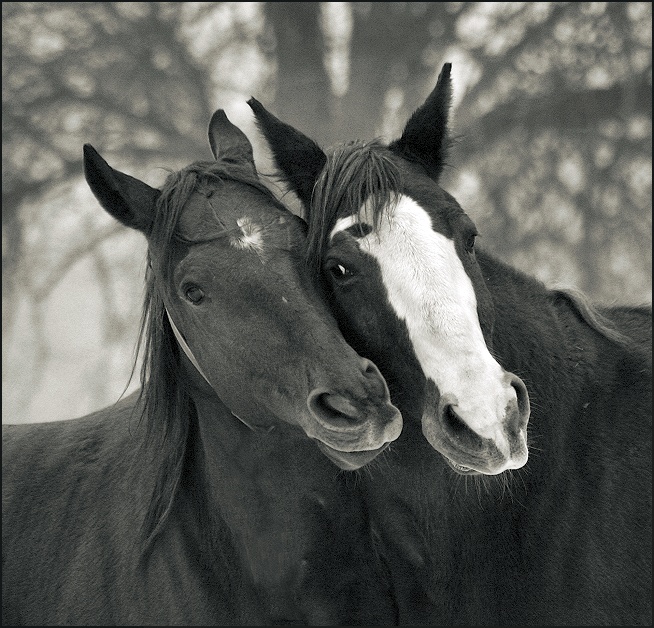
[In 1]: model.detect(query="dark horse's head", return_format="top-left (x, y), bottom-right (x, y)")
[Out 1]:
top-left (248, 64), bottom-right (530, 476)
top-left (83, 110), bottom-right (401, 488)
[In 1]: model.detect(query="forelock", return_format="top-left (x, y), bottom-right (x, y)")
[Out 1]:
top-left (306, 140), bottom-right (402, 276)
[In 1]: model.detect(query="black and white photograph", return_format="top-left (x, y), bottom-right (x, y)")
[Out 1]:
top-left (2, 2), bottom-right (651, 625)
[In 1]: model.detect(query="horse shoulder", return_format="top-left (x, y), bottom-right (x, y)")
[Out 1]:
top-left (2, 394), bottom-right (152, 625)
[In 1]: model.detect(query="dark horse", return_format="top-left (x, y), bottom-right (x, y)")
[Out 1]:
top-left (249, 63), bottom-right (652, 625)
top-left (2, 111), bottom-right (404, 625)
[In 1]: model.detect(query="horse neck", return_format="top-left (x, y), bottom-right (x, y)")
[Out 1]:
top-left (189, 388), bottom-right (338, 523)
top-left (186, 379), bottom-right (356, 609)
top-left (473, 249), bottom-right (647, 468)
top-left (477, 250), bottom-right (591, 389)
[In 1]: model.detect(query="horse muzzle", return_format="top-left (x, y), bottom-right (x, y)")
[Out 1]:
top-left (421, 376), bottom-right (530, 475)
top-left (305, 387), bottom-right (403, 469)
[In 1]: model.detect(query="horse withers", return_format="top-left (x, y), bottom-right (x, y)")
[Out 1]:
top-left (2, 111), bottom-right (402, 625)
top-left (249, 64), bottom-right (652, 625)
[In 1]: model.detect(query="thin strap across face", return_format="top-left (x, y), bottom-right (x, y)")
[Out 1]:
top-left (165, 309), bottom-right (273, 433)
top-left (166, 309), bottom-right (213, 387)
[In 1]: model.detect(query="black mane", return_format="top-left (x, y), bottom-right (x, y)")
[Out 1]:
top-left (550, 286), bottom-right (650, 354)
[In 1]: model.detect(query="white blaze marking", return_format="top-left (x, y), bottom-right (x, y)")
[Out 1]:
top-left (231, 217), bottom-right (264, 253)
top-left (330, 215), bottom-right (358, 240)
top-left (342, 196), bottom-right (518, 449)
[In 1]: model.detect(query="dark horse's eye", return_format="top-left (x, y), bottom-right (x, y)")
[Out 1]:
top-left (185, 286), bottom-right (205, 304)
top-left (464, 232), bottom-right (477, 254)
top-left (328, 263), bottom-right (354, 280)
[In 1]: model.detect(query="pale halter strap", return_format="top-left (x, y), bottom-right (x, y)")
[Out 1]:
top-left (165, 309), bottom-right (266, 432)
top-left (166, 309), bottom-right (212, 387)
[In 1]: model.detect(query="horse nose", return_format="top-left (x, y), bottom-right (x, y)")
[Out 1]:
top-left (433, 373), bottom-right (530, 472)
top-left (306, 359), bottom-right (392, 432)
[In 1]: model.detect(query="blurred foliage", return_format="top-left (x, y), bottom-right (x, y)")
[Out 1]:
top-left (2, 2), bottom-right (651, 422)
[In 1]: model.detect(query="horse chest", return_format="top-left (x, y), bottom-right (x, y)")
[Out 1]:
top-left (203, 434), bottom-right (376, 623)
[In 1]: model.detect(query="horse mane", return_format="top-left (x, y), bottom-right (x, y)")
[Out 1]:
top-left (550, 286), bottom-right (646, 353)
top-left (133, 159), bottom-right (273, 551)
top-left (307, 140), bottom-right (401, 276)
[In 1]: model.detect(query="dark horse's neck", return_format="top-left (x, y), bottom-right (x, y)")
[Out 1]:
top-left (477, 247), bottom-right (648, 377)
top-left (169, 368), bottom-right (396, 625)
top-left (476, 248), bottom-right (650, 483)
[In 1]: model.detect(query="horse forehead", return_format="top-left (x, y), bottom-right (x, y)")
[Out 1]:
top-left (354, 197), bottom-right (478, 328)
top-left (329, 194), bottom-right (446, 242)
top-left (177, 189), bottom-right (291, 251)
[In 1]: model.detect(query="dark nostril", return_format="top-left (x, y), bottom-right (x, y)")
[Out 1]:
top-left (361, 358), bottom-right (380, 378)
top-left (359, 358), bottom-right (390, 397)
top-left (309, 392), bottom-right (363, 429)
top-left (510, 375), bottom-right (530, 424)
top-left (443, 404), bottom-right (466, 435)
top-left (441, 403), bottom-right (483, 451)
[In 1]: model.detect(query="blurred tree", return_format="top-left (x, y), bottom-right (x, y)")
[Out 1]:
top-left (262, 2), bottom-right (331, 142)
top-left (2, 2), bottom-right (271, 422)
top-left (264, 2), bottom-right (460, 143)
top-left (448, 2), bottom-right (652, 302)
top-left (3, 2), bottom-right (212, 331)
top-left (2, 2), bottom-right (651, 423)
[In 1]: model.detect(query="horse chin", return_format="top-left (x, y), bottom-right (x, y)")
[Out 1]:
top-left (315, 441), bottom-right (390, 470)
top-left (422, 421), bottom-right (522, 476)
top-left (442, 456), bottom-right (482, 476)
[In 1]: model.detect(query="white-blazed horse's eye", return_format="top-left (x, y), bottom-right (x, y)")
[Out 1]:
top-left (329, 264), bottom-right (352, 278)
top-left (464, 233), bottom-right (477, 254)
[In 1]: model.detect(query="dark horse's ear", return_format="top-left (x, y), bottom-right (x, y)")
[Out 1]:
top-left (208, 109), bottom-right (256, 169)
top-left (83, 144), bottom-right (160, 235)
top-left (388, 62), bottom-right (453, 181)
top-left (247, 97), bottom-right (327, 211)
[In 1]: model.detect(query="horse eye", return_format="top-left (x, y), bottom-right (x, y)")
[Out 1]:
top-left (464, 233), bottom-right (477, 253)
top-left (329, 263), bottom-right (353, 279)
top-left (185, 286), bottom-right (205, 304)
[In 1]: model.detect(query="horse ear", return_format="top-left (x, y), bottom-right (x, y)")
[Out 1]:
top-left (389, 62), bottom-right (453, 181)
top-left (83, 144), bottom-right (160, 235)
top-left (247, 97), bottom-right (327, 211)
top-left (208, 109), bottom-right (255, 167)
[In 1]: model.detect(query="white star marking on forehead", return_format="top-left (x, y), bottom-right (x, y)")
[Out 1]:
top-left (231, 216), bottom-right (265, 254)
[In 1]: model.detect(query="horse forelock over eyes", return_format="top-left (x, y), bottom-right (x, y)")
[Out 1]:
top-left (307, 140), bottom-right (402, 276)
